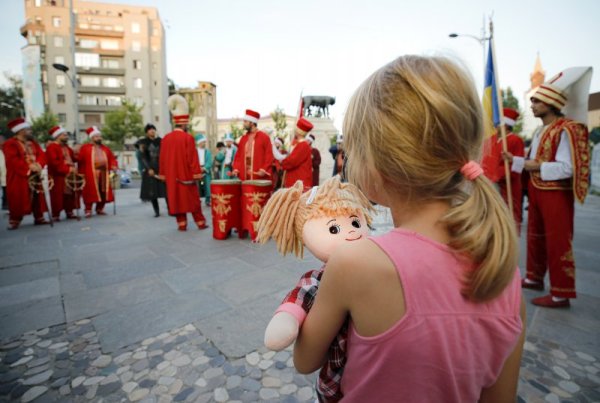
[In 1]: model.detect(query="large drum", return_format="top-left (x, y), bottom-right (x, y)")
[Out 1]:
top-left (210, 179), bottom-right (242, 240)
top-left (241, 180), bottom-right (273, 241)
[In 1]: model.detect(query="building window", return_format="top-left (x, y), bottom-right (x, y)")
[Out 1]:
top-left (152, 62), bottom-right (157, 69)
top-left (102, 59), bottom-right (120, 69)
top-left (153, 98), bottom-right (159, 106)
top-left (56, 75), bottom-right (65, 88)
top-left (52, 16), bottom-right (61, 27)
top-left (54, 36), bottom-right (64, 47)
top-left (58, 113), bottom-right (67, 123)
top-left (133, 60), bottom-right (141, 70)
top-left (105, 96), bottom-right (122, 106)
top-left (155, 115), bottom-right (159, 122)
top-left (102, 77), bottom-right (121, 88)
top-left (57, 94), bottom-right (66, 103)
top-left (79, 39), bottom-right (98, 49)
top-left (133, 97), bottom-right (143, 107)
top-left (115, 25), bottom-right (124, 32)
top-left (80, 76), bottom-right (100, 87)
top-left (54, 55), bottom-right (65, 65)
top-left (133, 78), bottom-right (142, 89)
top-left (34, 0), bottom-right (42, 6)
top-left (131, 22), bottom-right (140, 33)
top-left (132, 41), bottom-right (141, 52)
top-left (75, 52), bottom-right (100, 68)
top-left (84, 114), bottom-right (101, 124)
top-left (100, 40), bottom-right (119, 50)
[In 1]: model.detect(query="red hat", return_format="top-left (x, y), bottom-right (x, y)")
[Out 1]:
top-left (296, 117), bottom-right (314, 133)
top-left (8, 117), bottom-right (30, 133)
top-left (243, 109), bottom-right (260, 124)
top-left (86, 126), bottom-right (101, 138)
top-left (49, 125), bottom-right (66, 139)
top-left (502, 108), bottom-right (519, 126)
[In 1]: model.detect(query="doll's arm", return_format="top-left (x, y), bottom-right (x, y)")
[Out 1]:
top-left (264, 269), bottom-right (323, 351)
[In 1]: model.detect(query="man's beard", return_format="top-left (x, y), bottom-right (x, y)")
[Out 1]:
top-left (94, 139), bottom-right (102, 145)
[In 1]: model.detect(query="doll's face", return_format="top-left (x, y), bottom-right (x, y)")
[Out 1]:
top-left (302, 211), bottom-right (369, 262)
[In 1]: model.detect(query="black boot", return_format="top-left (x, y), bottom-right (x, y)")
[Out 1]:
top-left (151, 199), bottom-right (160, 217)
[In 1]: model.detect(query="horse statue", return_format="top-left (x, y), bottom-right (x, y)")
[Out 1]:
top-left (302, 96), bottom-right (336, 118)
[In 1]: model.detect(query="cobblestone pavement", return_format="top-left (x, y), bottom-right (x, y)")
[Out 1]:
top-left (1, 319), bottom-right (599, 402)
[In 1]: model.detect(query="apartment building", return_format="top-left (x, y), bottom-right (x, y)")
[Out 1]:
top-left (20, 0), bottom-right (169, 142)
top-left (178, 81), bottom-right (218, 150)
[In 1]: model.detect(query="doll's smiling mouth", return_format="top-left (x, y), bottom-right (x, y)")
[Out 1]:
top-left (345, 235), bottom-right (363, 241)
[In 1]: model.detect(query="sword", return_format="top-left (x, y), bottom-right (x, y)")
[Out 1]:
top-left (41, 167), bottom-right (54, 227)
top-left (110, 171), bottom-right (117, 215)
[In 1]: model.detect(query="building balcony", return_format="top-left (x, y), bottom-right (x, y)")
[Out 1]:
top-left (76, 47), bottom-right (125, 57)
top-left (79, 86), bottom-right (126, 95)
top-left (76, 67), bottom-right (125, 76)
top-left (79, 104), bottom-right (121, 113)
top-left (20, 21), bottom-right (45, 38)
top-left (75, 28), bottom-right (124, 38)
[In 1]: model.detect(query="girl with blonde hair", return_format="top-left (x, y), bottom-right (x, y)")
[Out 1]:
top-left (293, 55), bottom-right (525, 402)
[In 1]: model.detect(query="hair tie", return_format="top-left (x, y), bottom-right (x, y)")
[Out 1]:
top-left (460, 161), bottom-right (483, 181)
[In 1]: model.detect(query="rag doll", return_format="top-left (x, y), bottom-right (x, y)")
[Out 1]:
top-left (257, 175), bottom-right (374, 402)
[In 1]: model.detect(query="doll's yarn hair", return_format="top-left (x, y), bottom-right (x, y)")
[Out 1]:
top-left (257, 175), bottom-right (374, 258)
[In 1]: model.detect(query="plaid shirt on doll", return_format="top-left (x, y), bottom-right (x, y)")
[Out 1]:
top-left (279, 268), bottom-right (348, 402)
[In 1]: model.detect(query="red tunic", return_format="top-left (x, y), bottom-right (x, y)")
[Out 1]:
top-left (46, 142), bottom-right (76, 214)
top-left (78, 143), bottom-right (118, 204)
top-left (4, 137), bottom-right (47, 217)
top-left (281, 140), bottom-right (313, 190)
top-left (159, 129), bottom-right (202, 215)
top-left (232, 130), bottom-right (274, 181)
top-left (311, 147), bottom-right (321, 186)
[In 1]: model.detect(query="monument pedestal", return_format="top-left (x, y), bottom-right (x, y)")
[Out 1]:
top-left (305, 117), bottom-right (339, 185)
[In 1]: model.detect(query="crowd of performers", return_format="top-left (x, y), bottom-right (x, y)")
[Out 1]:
top-left (1, 77), bottom-right (591, 312)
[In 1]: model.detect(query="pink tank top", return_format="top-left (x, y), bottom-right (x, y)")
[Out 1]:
top-left (340, 229), bottom-right (522, 402)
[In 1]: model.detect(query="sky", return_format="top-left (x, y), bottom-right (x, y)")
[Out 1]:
top-left (1, 0), bottom-right (599, 130)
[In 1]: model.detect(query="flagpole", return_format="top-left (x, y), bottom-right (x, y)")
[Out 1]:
top-left (489, 19), bottom-right (514, 217)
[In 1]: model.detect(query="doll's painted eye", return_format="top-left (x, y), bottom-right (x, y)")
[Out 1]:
top-left (351, 218), bottom-right (361, 228)
top-left (329, 224), bottom-right (341, 234)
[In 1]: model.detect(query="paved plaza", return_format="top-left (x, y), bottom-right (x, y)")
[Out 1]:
top-left (0, 185), bottom-right (599, 402)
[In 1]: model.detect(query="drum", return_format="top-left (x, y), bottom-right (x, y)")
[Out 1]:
top-left (210, 179), bottom-right (242, 240)
top-left (241, 180), bottom-right (273, 241)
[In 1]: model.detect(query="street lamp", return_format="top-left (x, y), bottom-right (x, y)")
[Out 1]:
top-left (52, 63), bottom-right (79, 143)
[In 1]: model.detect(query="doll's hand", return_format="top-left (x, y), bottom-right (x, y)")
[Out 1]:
top-left (264, 312), bottom-right (299, 351)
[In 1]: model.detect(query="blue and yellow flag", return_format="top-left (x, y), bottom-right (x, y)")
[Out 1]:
top-left (482, 40), bottom-right (500, 137)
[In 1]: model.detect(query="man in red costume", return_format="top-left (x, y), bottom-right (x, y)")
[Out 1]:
top-left (46, 126), bottom-right (79, 221)
top-left (78, 126), bottom-right (118, 218)
top-left (307, 133), bottom-right (321, 186)
top-left (504, 77), bottom-right (591, 308)
top-left (280, 117), bottom-right (314, 190)
top-left (231, 109), bottom-right (274, 181)
top-left (3, 117), bottom-right (48, 229)
top-left (481, 108), bottom-right (525, 233)
top-left (159, 94), bottom-right (207, 231)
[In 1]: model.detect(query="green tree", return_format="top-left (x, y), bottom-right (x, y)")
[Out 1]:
top-left (101, 99), bottom-right (144, 150)
top-left (270, 106), bottom-right (287, 137)
top-left (502, 86), bottom-right (522, 134)
top-left (168, 77), bottom-right (177, 95)
top-left (31, 111), bottom-right (59, 144)
top-left (229, 120), bottom-right (244, 140)
top-left (0, 73), bottom-right (24, 137)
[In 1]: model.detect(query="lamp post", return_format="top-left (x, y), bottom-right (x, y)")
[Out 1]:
top-left (52, 63), bottom-right (79, 143)
top-left (448, 17), bottom-right (491, 79)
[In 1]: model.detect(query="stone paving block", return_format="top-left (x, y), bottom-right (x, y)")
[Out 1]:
top-left (59, 272), bottom-right (87, 295)
top-left (212, 265), bottom-right (298, 306)
top-left (0, 296), bottom-right (65, 340)
top-left (161, 258), bottom-right (261, 294)
top-left (82, 255), bottom-right (186, 289)
top-left (0, 260), bottom-right (57, 287)
top-left (64, 275), bottom-right (175, 322)
top-left (0, 277), bottom-right (60, 308)
top-left (93, 291), bottom-right (230, 353)
top-left (195, 295), bottom-right (281, 358)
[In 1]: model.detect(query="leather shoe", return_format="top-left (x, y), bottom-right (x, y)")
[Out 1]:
top-left (521, 278), bottom-right (544, 291)
top-left (532, 294), bottom-right (570, 308)
top-left (196, 223), bottom-right (209, 230)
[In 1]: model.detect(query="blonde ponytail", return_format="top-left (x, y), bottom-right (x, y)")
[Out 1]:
top-left (443, 175), bottom-right (519, 302)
